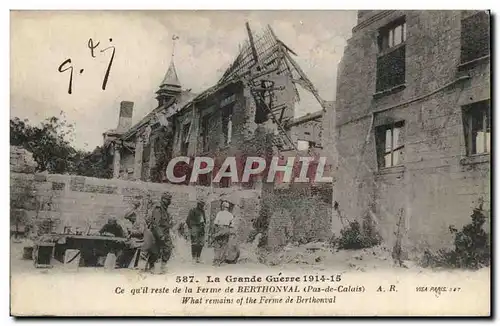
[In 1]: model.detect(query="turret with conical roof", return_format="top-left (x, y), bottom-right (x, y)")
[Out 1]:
top-left (156, 35), bottom-right (182, 107)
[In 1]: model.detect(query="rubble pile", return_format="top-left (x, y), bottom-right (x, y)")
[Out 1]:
top-left (332, 245), bottom-right (395, 271)
top-left (243, 241), bottom-right (398, 270)
top-left (264, 242), bottom-right (331, 266)
top-left (237, 233), bottom-right (263, 264)
top-left (171, 231), bottom-right (198, 264)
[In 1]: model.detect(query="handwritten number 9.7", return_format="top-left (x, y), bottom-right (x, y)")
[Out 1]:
top-left (58, 38), bottom-right (115, 94)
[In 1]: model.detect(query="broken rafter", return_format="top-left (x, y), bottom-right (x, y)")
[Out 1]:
top-left (291, 78), bottom-right (312, 92)
top-left (266, 24), bottom-right (299, 57)
top-left (248, 65), bottom-right (280, 81)
top-left (267, 23), bottom-right (327, 111)
top-left (214, 23), bottom-right (325, 115)
top-left (284, 110), bottom-right (323, 128)
top-left (251, 86), bottom-right (285, 92)
top-left (278, 106), bottom-right (286, 123)
top-left (283, 50), bottom-right (327, 111)
top-left (220, 24), bottom-right (281, 85)
top-left (251, 89), bottom-right (316, 157)
top-left (277, 39), bottom-right (298, 57)
top-left (246, 21), bottom-right (260, 67)
top-left (253, 91), bottom-right (297, 151)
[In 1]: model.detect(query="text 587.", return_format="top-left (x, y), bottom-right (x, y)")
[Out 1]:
top-left (176, 276), bottom-right (196, 283)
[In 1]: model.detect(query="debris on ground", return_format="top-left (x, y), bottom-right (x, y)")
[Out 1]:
top-left (241, 240), bottom-right (400, 270)
top-left (238, 233), bottom-right (263, 264)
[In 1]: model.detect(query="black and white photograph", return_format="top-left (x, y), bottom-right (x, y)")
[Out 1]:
top-left (8, 9), bottom-right (491, 316)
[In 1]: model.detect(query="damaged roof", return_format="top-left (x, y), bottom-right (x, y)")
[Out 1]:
top-left (171, 24), bottom-right (303, 108)
top-left (120, 89), bottom-right (197, 140)
top-left (115, 23), bottom-right (325, 143)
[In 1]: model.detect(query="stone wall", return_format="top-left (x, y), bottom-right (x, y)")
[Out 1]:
top-left (333, 10), bottom-right (491, 256)
top-left (10, 172), bottom-right (261, 243)
top-left (10, 146), bottom-right (37, 173)
top-left (262, 186), bottom-right (333, 250)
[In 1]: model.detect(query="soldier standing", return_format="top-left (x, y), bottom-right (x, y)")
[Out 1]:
top-left (145, 193), bottom-right (174, 274)
top-left (186, 200), bottom-right (206, 263)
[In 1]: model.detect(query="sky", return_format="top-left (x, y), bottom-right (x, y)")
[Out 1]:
top-left (10, 10), bottom-right (357, 150)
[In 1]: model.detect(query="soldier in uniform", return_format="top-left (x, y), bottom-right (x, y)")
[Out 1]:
top-left (99, 218), bottom-right (126, 238)
top-left (186, 200), bottom-right (206, 263)
top-left (119, 199), bottom-right (147, 269)
top-left (144, 192), bottom-right (174, 274)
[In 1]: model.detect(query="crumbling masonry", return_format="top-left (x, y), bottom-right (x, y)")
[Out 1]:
top-left (97, 23), bottom-right (335, 249)
top-left (332, 10), bottom-right (490, 257)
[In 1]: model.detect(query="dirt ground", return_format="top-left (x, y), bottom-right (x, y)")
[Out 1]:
top-left (10, 234), bottom-right (416, 275)
top-left (10, 237), bottom-right (491, 316)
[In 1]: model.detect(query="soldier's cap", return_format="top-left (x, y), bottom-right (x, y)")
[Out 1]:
top-left (161, 193), bottom-right (172, 200)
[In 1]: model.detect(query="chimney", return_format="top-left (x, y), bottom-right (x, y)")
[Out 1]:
top-left (117, 101), bottom-right (134, 132)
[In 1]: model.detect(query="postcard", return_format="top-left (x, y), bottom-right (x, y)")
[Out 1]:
top-left (10, 9), bottom-right (491, 316)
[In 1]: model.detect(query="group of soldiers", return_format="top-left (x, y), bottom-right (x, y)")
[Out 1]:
top-left (99, 192), bottom-right (237, 274)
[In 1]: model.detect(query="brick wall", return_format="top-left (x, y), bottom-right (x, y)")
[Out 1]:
top-left (10, 172), bottom-right (261, 243)
top-left (334, 10), bottom-right (491, 256)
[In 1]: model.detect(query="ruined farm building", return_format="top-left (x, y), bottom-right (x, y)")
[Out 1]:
top-left (333, 10), bottom-right (490, 255)
top-left (103, 23), bottom-right (330, 190)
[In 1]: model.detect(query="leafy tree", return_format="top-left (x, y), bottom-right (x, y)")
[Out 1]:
top-left (72, 146), bottom-right (112, 179)
top-left (10, 116), bottom-right (76, 173)
top-left (10, 114), bottom-right (111, 178)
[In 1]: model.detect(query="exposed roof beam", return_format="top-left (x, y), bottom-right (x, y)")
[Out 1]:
top-left (283, 50), bottom-right (327, 111)
top-left (267, 24), bottom-right (298, 56)
top-left (245, 22), bottom-right (260, 67)
top-left (265, 24), bottom-right (327, 111)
